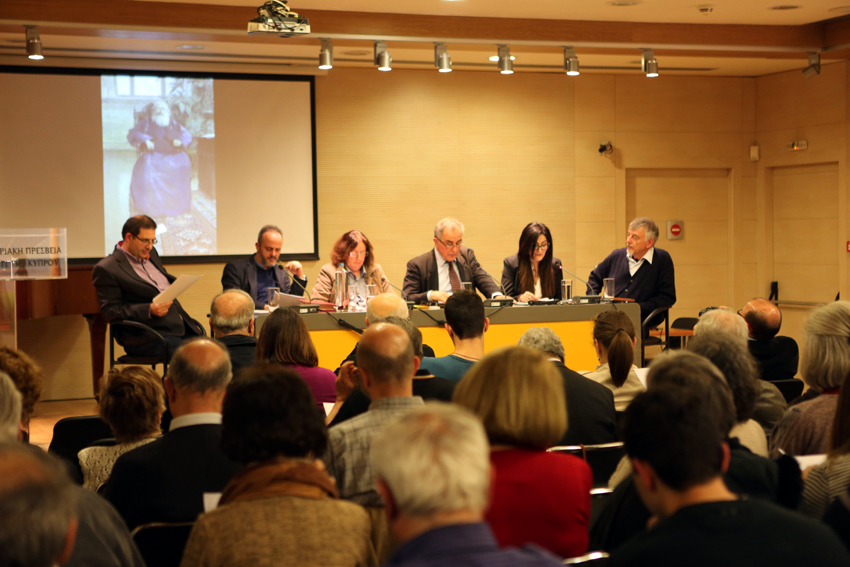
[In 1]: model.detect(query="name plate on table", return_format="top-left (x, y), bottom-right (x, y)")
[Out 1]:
top-left (0, 229), bottom-right (67, 280)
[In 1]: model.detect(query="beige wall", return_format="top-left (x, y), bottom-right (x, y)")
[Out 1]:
top-left (21, 62), bottom-right (850, 399)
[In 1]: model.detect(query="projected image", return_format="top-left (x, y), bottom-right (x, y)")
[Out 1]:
top-left (102, 75), bottom-right (216, 255)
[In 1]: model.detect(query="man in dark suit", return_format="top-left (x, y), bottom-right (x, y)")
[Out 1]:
top-left (739, 297), bottom-right (799, 382)
top-left (92, 215), bottom-right (203, 360)
top-left (103, 338), bottom-right (241, 530)
top-left (518, 327), bottom-right (617, 446)
top-left (403, 217), bottom-right (501, 304)
top-left (209, 289), bottom-right (256, 377)
top-left (587, 217), bottom-right (676, 328)
top-left (221, 225), bottom-right (308, 309)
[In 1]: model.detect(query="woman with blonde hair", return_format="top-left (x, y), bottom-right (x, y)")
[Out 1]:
top-left (771, 301), bottom-right (850, 457)
top-left (581, 310), bottom-right (644, 411)
top-left (453, 346), bottom-right (592, 559)
top-left (79, 366), bottom-right (164, 491)
top-left (310, 230), bottom-right (391, 304)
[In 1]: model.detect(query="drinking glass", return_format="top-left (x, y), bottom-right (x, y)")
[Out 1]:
top-left (603, 278), bottom-right (615, 299)
top-left (267, 287), bottom-right (280, 311)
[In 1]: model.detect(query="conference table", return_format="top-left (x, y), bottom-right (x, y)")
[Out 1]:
top-left (258, 302), bottom-right (642, 373)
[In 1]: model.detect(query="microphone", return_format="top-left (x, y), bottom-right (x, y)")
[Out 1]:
top-left (276, 261), bottom-right (307, 295)
top-left (462, 252), bottom-right (503, 296)
top-left (560, 266), bottom-right (596, 295)
top-left (381, 276), bottom-right (410, 302)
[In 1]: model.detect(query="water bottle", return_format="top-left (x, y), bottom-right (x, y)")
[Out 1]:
top-left (334, 263), bottom-right (346, 310)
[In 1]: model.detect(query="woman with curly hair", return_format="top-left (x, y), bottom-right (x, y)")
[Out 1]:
top-left (310, 230), bottom-right (391, 305)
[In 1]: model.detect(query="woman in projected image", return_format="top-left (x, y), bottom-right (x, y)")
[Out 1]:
top-left (310, 230), bottom-right (392, 304)
top-left (127, 100), bottom-right (192, 217)
top-left (501, 222), bottom-right (564, 303)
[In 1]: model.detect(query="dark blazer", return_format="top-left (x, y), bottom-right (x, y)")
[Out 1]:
top-left (92, 247), bottom-right (203, 345)
top-left (749, 336), bottom-right (799, 382)
top-left (221, 255), bottom-right (308, 309)
top-left (501, 255), bottom-right (564, 300)
top-left (403, 247), bottom-right (500, 304)
top-left (587, 247), bottom-right (676, 327)
top-left (554, 361), bottom-right (618, 446)
top-left (217, 334), bottom-right (257, 377)
top-left (103, 423), bottom-right (241, 531)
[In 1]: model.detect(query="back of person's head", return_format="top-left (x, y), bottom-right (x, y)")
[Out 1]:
top-left (255, 307), bottom-right (318, 367)
top-left (0, 443), bottom-right (78, 567)
top-left (210, 289), bottom-right (254, 334)
top-left (742, 298), bottom-right (782, 342)
top-left (121, 215), bottom-right (156, 240)
top-left (0, 346), bottom-right (43, 420)
top-left (221, 364), bottom-right (327, 465)
top-left (444, 291), bottom-right (485, 340)
top-left (0, 373), bottom-right (22, 442)
top-left (688, 332), bottom-right (760, 424)
top-left (383, 316), bottom-right (425, 358)
top-left (453, 346), bottom-right (566, 449)
top-left (802, 301), bottom-right (850, 390)
top-left (517, 327), bottom-right (564, 362)
top-left (371, 403), bottom-right (489, 517)
top-left (623, 387), bottom-right (725, 491)
top-left (366, 293), bottom-right (409, 323)
top-left (167, 338), bottom-right (232, 393)
top-left (694, 308), bottom-right (749, 345)
top-left (356, 322), bottom-right (415, 384)
top-left (592, 310), bottom-right (635, 387)
top-left (98, 366), bottom-right (165, 443)
top-left (647, 350), bottom-right (736, 438)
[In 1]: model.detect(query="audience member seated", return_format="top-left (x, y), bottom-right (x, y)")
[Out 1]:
top-left (0, 345), bottom-right (44, 442)
top-left (420, 290), bottom-right (488, 383)
top-left (329, 317), bottom-right (454, 426)
top-left (372, 404), bottom-right (564, 567)
top-left (801, 381), bottom-right (850, 519)
top-left (180, 365), bottom-right (375, 567)
top-left (453, 346), bottom-right (592, 559)
top-left (739, 297), bottom-right (799, 382)
top-left (255, 307), bottom-right (335, 408)
top-left (79, 367), bottom-right (164, 491)
top-left (518, 327), bottom-right (616, 446)
top-left (104, 338), bottom-right (241, 530)
top-left (0, 374), bottom-right (146, 567)
top-left (310, 230), bottom-right (391, 304)
top-left (693, 307), bottom-right (788, 435)
top-left (607, 386), bottom-right (849, 567)
top-left (334, 292), bottom-right (434, 372)
top-left (209, 289), bottom-right (257, 377)
top-left (688, 332), bottom-right (767, 457)
top-left (580, 311), bottom-right (644, 411)
top-left (593, 351), bottom-right (792, 552)
top-left (323, 323), bottom-right (424, 560)
top-left (770, 301), bottom-right (850, 458)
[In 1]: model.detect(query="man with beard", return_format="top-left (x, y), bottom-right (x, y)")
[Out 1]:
top-left (127, 100), bottom-right (193, 217)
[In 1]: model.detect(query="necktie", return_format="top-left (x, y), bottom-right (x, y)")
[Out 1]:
top-left (447, 261), bottom-right (461, 292)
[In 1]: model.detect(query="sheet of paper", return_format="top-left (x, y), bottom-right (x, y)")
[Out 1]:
top-left (795, 454), bottom-right (827, 469)
top-left (152, 274), bottom-right (202, 303)
top-left (323, 402), bottom-right (335, 416)
top-left (203, 492), bottom-right (222, 512)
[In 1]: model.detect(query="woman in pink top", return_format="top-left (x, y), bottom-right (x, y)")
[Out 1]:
top-left (453, 346), bottom-right (592, 560)
top-left (256, 308), bottom-right (336, 408)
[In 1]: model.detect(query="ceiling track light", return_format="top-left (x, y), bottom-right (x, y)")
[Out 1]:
top-left (498, 45), bottom-right (513, 75)
top-left (318, 38), bottom-right (333, 70)
top-left (802, 52), bottom-right (821, 78)
top-left (435, 43), bottom-right (452, 73)
top-left (641, 48), bottom-right (658, 77)
top-left (374, 41), bottom-right (392, 71)
top-left (564, 47), bottom-right (580, 76)
top-left (25, 26), bottom-right (43, 60)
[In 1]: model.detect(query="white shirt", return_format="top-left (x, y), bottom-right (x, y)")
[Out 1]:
top-left (169, 412), bottom-right (222, 431)
top-left (627, 246), bottom-right (654, 276)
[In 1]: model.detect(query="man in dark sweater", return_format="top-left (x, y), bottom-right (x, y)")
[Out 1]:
top-left (209, 289), bottom-right (257, 377)
top-left (587, 218), bottom-right (675, 328)
top-left (739, 297), bottom-right (799, 382)
top-left (608, 380), bottom-right (848, 566)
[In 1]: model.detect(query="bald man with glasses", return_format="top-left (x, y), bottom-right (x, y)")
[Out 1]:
top-left (92, 215), bottom-right (203, 361)
top-left (403, 218), bottom-right (501, 304)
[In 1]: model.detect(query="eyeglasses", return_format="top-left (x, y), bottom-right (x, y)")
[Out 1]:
top-left (436, 237), bottom-right (463, 249)
top-left (534, 242), bottom-right (550, 251)
top-left (131, 234), bottom-right (158, 246)
top-left (348, 251), bottom-right (369, 258)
